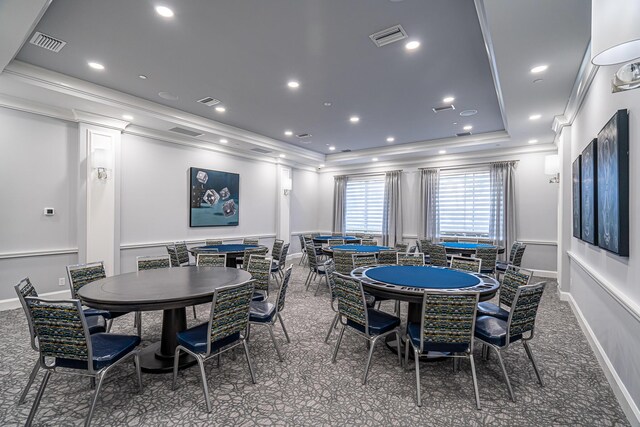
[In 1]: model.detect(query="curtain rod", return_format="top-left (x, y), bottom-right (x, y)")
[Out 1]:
top-left (419, 160), bottom-right (518, 171)
top-left (337, 170), bottom-right (403, 178)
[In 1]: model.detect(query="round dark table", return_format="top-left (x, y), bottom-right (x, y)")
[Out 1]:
top-left (312, 235), bottom-right (360, 244)
top-left (322, 244), bottom-right (391, 256)
top-left (189, 244), bottom-right (266, 267)
top-left (439, 242), bottom-right (505, 256)
top-left (77, 266), bottom-right (252, 373)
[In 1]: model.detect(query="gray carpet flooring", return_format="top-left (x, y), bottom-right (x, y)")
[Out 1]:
top-left (0, 262), bottom-right (630, 426)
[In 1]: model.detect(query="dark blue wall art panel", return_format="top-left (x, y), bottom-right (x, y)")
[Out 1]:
top-left (581, 139), bottom-right (597, 245)
top-left (572, 156), bottom-right (581, 239)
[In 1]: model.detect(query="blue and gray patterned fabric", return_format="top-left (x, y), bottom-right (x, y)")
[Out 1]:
top-left (205, 239), bottom-right (223, 246)
top-left (426, 243), bottom-right (448, 267)
top-left (377, 250), bottom-right (398, 265)
top-left (247, 255), bottom-right (271, 292)
top-left (396, 253), bottom-right (425, 266)
top-left (274, 243), bottom-right (290, 271)
top-left (360, 239), bottom-right (378, 246)
top-left (175, 241), bottom-right (191, 265)
top-left (500, 267), bottom-right (533, 307)
top-left (352, 253), bottom-right (376, 269)
top-left (475, 247), bottom-right (498, 273)
top-left (67, 262), bottom-right (106, 298)
top-left (166, 245), bottom-right (181, 267)
top-left (327, 239), bottom-right (345, 247)
top-left (334, 276), bottom-right (367, 329)
top-left (243, 238), bottom-right (260, 246)
top-left (271, 240), bottom-right (284, 261)
top-left (196, 253), bottom-right (227, 267)
top-left (276, 266), bottom-right (293, 313)
top-left (15, 278), bottom-right (39, 351)
top-left (242, 247), bottom-right (268, 270)
top-left (332, 250), bottom-right (356, 275)
top-left (137, 256), bottom-right (171, 271)
top-left (449, 256), bottom-right (481, 273)
top-left (304, 242), bottom-right (323, 272)
top-left (208, 282), bottom-right (254, 347)
top-left (511, 243), bottom-right (526, 267)
top-left (394, 243), bottom-right (408, 253)
top-left (508, 282), bottom-right (545, 338)
top-left (419, 293), bottom-right (478, 352)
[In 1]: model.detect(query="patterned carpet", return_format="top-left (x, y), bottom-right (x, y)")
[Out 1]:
top-left (0, 262), bottom-right (630, 426)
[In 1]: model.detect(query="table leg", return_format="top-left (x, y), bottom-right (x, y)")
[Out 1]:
top-left (138, 307), bottom-right (197, 373)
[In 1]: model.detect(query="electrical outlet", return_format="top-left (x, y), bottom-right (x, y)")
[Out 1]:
top-left (58, 277), bottom-right (65, 287)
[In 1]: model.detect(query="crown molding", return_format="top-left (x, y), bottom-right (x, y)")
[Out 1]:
top-left (0, 92), bottom-right (75, 122)
top-left (72, 110), bottom-right (129, 131)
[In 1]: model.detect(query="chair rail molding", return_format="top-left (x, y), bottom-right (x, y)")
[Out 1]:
top-left (120, 234), bottom-right (278, 250)
top-left (0, 248), bottom-right (79, 260)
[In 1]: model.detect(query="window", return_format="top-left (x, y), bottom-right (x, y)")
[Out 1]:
top-left (438, 170), bottom-right (491, 236)
top-left (344, 177), bottom-right (384, 234)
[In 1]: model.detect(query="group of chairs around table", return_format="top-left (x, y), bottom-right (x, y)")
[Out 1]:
top-left (13, 237), bottom-right (294, 425)
top-left (312, 239), bottom-right (543, 409)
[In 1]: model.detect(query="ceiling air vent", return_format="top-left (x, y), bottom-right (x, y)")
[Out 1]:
top-left (456, 132), bottom-right (472, 137)
top-left (432, 105), bottom-right (456, 113)
top-left (369, 25), bottom-right (408, 47)
top-left (169, 127), bottom-right (204, 137)
top-left (296, 133), bottom-right (312, 139)
top-left (251, 148), bottom-right (272, 154)
top-left (197, 97), bottom-right (221, 107)
top-left (29, 31), bottom-right (66, 53)
top-left (341, 149), bottom-right (352, 153)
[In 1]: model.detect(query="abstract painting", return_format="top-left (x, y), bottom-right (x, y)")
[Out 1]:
top-left (580, 139), bottom-right (597, 245)
top-left (596, 109), bottom-right (629, 256)
top-left (572, 156), bottom-right (581, 239)
top-left (190, 167), bottom-right (239, 227)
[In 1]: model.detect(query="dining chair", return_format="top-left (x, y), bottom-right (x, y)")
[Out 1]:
top-left (271, 239), bottom-right (284, 262)
top-left (66, 262), bottom-right (127, 332)
top-left (248, 265), bottom-right (293, 362)
top-left (298, 235), bottom-right (308, 265)
top-left (196, 253), bottom-right (227, 267)
top-left (397, 252), bottom-right (425, 266)
top-left (13, 278), bottom-right (106, 406)
top-left (172, 281), bottom-right (256, 413)
top-left (426, 243), bottom-right (448, 267)
top-left (327, 238), bottom-right (345, 247)
top-left (135, 255), bottom-right (172, 332)
top-left (247, 254), bottom-right (272, 302)
top-left (331, 273), bottom-right (402, 384)
top-left (475, 247), bottom-right (498, 275)
top-left (205, 239), bottom-right (223, 246)
top-left (243, 237), bottom-right (260, 245)
top-left (332, 250), bottom-right (356, 275)
top-left (496, 242), bottom-right (527, 278)
top-left (474, 281), bottom-right (547, 401)
top-left (166, 244), bottom-right (181, 267)
top-left (271, 242), bottom-right (290, 285)
top-left (361, 239), bottom-right (378, 246)
top-left (23, 297), bottom-right (142, 426)
top-left (331, 232), bottom-right (343, 236)
top-left (477, 238), bottom-right (495, 245)
top-left (377, 249), bottom-right (398, 265)
top-left (477, 266), bottom-right (533, 320)
top-left (440, 236), bottom-right (458, 242)
top-left (352, 253), bottom-right (377, 269)
top-left (405, 291), bottom-right (481, 408)
top-left (449, 256), bottom-right (482, 273)
top-left (174, 241), bottom-right (194, 266)
top-left (394, 242), bottom-right (408, 253)
top-left (241, 246), bottom-right (268, 270)
top-left (458, 237), bottom-right (479, 243)
top-left (323, 260), bottom-right (340, 343)
top-left (304, 241), bottom-right (329, 292)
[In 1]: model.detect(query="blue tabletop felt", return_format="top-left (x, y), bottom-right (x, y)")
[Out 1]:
top-left (363, 266), bottom-right (480, 289)
top-left (314, 235), bottom-right (359, 241)
top-left (197, 244), bottom-right (258, 253)
top-left (440, 242), bottom-right (495, 249)
top-left (331, 245), bottom-right (390, 253)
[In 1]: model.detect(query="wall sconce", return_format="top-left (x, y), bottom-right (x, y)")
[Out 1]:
top-left (92, 147), bottom-right (111, 180)
top-left (282, 177), bottom-right (292, 196)
top-left (612, 61), bottom-right (640, 93)
top-left (544, 154), bottom-right (560, 184)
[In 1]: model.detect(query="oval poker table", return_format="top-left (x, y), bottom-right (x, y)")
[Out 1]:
top-left (439, 242), bottom-right (505, 256)
top-left (189, 243), bottom-right (267, 267)
top-left (312, 235), bottom-right (360, 244)
top-left (322, 244), bottom-right (391, 256)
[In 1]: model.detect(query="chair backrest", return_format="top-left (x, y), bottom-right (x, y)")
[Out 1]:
top-left (477, 238), bottom-right (495, 245)
top-left (197, 253), bottom-right (227, 267)
top-left (416, 239), bottom-right (431, 254)
top-left (166, 245), bottom-right (181, 267)
top-left (66, 261), bottom-right (106, 298)
top-left (440, 236), bottom-right (458, 242)
top-left (305, 241), bottom-right (321, 270)
top-left (377, 250), bottom-right (398, 265)
top-left (361, 239), bottom-right (377, 246)
top-left (277, 243), bottom-right (290, 269)
top-left (334, 273), bottom-right (369, 335)
top-left (458, 238), bottom-right (478, 243)
top-left (242, 246), bottom-right (268, 270)
top-left (418, 291), bottom-right (479, 354)
top-left (174, 241), bottom-right (190, 265)
top-left (323, 259), bottom-right (337, 303)
top-left (508, 241), bottom-right (520, 263)
top-left (352, 253), bottom-right (377, 269)
top-left (332, 250), bottom-right (356, 275)
top-left (298, 234), bottom-right (306, 249)
top-left (24, 297), bottom-right (93, 371)
top-left (205, 239), bottom-right (223, 246)
top-left (243, 237), bottom-right (259, 245)
top-left (499, 266), bottom-right (534, 308)
top-left (394, 243), bottom-right (408, 253)
top-left (206, 281), bottom-right (254, 354)
top-left (331, 232), bottom-right (343, 236)
top-left (506, 281), bottom-right (546, 344)
top-left (426, 243), bottom-right (448, 267)
top-left (272, 239), bottom-right (284, 261)
top-left (475, 247), bottom-right (498, 272)
top-left (247, 255), bottom-right (271, 292)
top-left (137, 255), bottom-right (171, 271)
top-left (397, 252), bottom-right (425, 266)
top-left (327, 239), bottom-right (344, 246)
top-left (354, 233), bottom-right (365, 238)
top-left (449, 256), bottom-right (482, 273)
top-left (275, 265), bottom-right (293, 313)
top-left (512, 243), bottom-right (526, 267)
top-left (14, 277), bottom-right (39, 351)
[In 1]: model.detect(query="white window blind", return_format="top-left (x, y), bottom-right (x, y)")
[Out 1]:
top-left (345, 177), bottom-right (384, 234)
top-left (438, 170), bottom-right (491, 235)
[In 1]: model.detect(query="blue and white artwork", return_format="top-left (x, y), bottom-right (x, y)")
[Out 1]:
top-left (596, 109), bottom-right (629, 256)
top-left (572, 156), bottom-right (581, 239)
top-left (190, 167), bottom-right (239, 227)
top-left (580, 139), bottom-right (597, 245)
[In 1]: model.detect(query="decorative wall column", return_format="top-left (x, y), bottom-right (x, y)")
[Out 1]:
top-left (276, 165), bottom-right (292, 243)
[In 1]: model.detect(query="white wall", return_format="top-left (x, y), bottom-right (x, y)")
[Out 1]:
top-left (289, 168), bottom-right (320, 254)
top-left (561, 63), bottom-right (640, 422)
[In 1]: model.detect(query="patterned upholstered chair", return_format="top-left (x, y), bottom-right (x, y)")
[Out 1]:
top-left (332, 250), bottom-right (356, 275)
top-left (440, 236), bottom-right (458, 242)
top-left (475, 247), bottom-right (498, 275)
top-left (271, 239), bottom-right (285, 261)
top-left (352, 253), bottom-right (377, 269)
top-left (426, 243), bottom-right (448, 267)
top-left (354, 233), bottom-right (365, 238)
top-left (243, 237), bottom-right (260, 245)
top-left (474, 281), bottom-right (547, 401)
top-left (135, 255), bottom-right (171, 332)
top-left (271, 243), bottom-right (290, 285)
top-left (419, 239), bottom-right (432, 264)
top-left (196, 253), bottom-right (227, 267)
top-left (377, 250), bottom-right (398, 265)
top-left (174, 241), bottom-right (194, 266)
top-left (449, 256), bottom-right (482, 273)
top-left (304, 242), bottom-right (329, 292)
top-left (327, 238), bottom-right (345, 247)
top-left (477, 266), bottom-right (533, 320)
top-left (172, 281), bottom-right (256, 413)
top-left (394, 243), bottom-right (408, 253)
top-left (205, 239), bottom-right (223, 246)
top-left (248, 265), bottom-right (293, 362)
top-left (331, 274), bottom-right (402, 384)
top-left (331, 232), bottom-right (343, 236)
top-left (247, 255), bottom-right (272, 301)
top-left (166, 244), bottom-right (181, 267)
top-left (23, 297), bottom-right (142, 426)
top-left (458, 237), bottom-right (479, 243)
top-left (397, 253), bottom-right (425, 266)
top-left (241, 246), bottom-right (269, 270)
top-left (496, 242), bottom-right (527, 278)
top-left (67, 262), bottom-right (127, 332)
top-left (323, 260), bottom-right (340, 343)
top-left (298, 235), bottom-right (308, 265)
top-left (14, 278), bottom-right (106, 406)
top-left (477, 238), bottom-right (495, 245)
top-left (361, 239), bottom-right (378, 246)
top-left (405, 291), bottom-right (481, 408)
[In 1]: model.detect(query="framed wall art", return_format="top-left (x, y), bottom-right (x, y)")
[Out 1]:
top-left (580, 139), bottom-right (597, 245)
top-left (572, 156), bottom-right (581, 239)
top-left (189, 167), bottom-right (239, 227)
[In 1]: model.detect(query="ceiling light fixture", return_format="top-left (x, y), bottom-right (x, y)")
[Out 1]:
top-left (122, 114), bottom-right (133, 121)
top-left (215, 106), bottom-right (226, 113)
top-left (530, 65), bottom-right (548, 73)
top-left (372, 157), bottom-right (379, 162)
top-left (279, 154), bottom-right (286, 158)
top-left (287, 81), bottom-right (300, 89)
top-left (529, 114), bottom-right (542, 120)
top-left (219, 139), bottom-right (228, 144)
top-left (349, 116), bottom-right (360, 123)
top-left (319, 164), bottom-right (325, 168)
top-left (443, 96), bottom-right (455, 103)
top-left (528, 139), bottom-right (538, 144)
top-left (329, 146), bottom-right (336, 151)
top-left (155, 6), bottom-right (174, 18)
top-left (463, 125), bottom-right (473, 131)
top-left (460, 109), bottom-right (478, 117)
top-left (439, 150), bottom-right (447, 154)
top-left (405, 40), bottom-right (421, 50)
top-left (324, 102), bottom-right (332, 107)
top-left (88, 62), bottom-right (104, 70)
top-left (386, 137), bottom-right (395, 143)
top-left (284, 130), bottom-right (293, 136)
top-left (138, 75), bottom-right (147, 80)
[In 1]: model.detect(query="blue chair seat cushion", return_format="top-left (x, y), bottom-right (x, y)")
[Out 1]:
top-left (270, 262), bottom-right (280, 273)
top-left (177, 322), bottom-right (241, 354)
top-left (252, 292), bottom-right (266, 302)
top-left (249, 301), bottom-right (276, 323)
top-left (480, 268), bottom-right (495, 274)
top-left (477, 302), bottom-right (509, 321)
top-left (474, 315), bottom-right (521, 347)
top-left (347, 308), bottom-right (400, 336)
top-left (406, 322), bottom-right (470, 353)
top-left (56, 333), bottom-right (141, 370)
top-left (86, 315), bottom-right (106, 334)
top-left (495, 261), bottom-right (509, 272)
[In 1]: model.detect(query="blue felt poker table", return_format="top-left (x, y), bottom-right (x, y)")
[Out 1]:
top-left (312, 235), bottom-right (360, 243)
top-left (439, 242), bottom-right (505, 256)
top-left (322, 244), bottom-right (391, 255)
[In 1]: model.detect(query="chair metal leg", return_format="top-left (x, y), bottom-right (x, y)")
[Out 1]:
top-left (216, 353), bottom-right (221, 368)
top-left (18, 359), bottom-right (40, 405)
top-left (523, 340), bottom-right (544, 387)
top-left (324, 313), bottom-right (339, 343)
top-left (469, 354), bottom-right (481, 410)
top-left (106, 318), bottom-right (113, 333)
top-left (304, 271), bottom-right (313, 290)
top-left (332, 325), bottom-right (346, 363)
top-left (195, 356), bottom-right (212, 413)
top-left (242, 340), bottom-right (257, 384)
top-left (414, 347), bottom-right (422, 407)
top-left (85, 372), bottom-right (105, 426)
top-left (395, 331), bottom-right (402, 367)
top-left (277, 313), bottom-right (291, 343)
top-left (134, 353), bottom-right (143, 392)
top-left (135, 312), bottom-right (142, 337)
top-left (192, 305), bottom-right (197, 319)
top-left (172, 347), bottom-right (182, 390)
top-left (25, 369), bottom-right (51, 427)
top-left (404, 337), bottom-right (410, 371)
top-left (362, 337), bottom-right (377, 385)
top-left (267, 325), bottom-right (284, 362)
top-left (493, 347), bottom-right (515, 401)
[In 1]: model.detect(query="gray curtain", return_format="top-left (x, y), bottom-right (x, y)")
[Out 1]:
top-left (382, 171), bottom-right (403, 246)
top-left (332, 175), bottom-right (347, 234)
top-left (489, 161), bottom-right (517, 260)
top-left (418, 169), bottom-right (439, 241)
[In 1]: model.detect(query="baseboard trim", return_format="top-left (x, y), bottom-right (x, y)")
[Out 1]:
top-left (0, 289), bottom-right (71, 311)
top-left (530, 269), bottom-right (557, 279)
top-left (560, 289), bottom-right (640, 426)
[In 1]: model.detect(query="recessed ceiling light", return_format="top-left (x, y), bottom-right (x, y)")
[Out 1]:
top-left (463, 125), bottom-right (473, 131)
top-left (138, 75), bottom-right (147, 80)
top-left (460, 110), bottom-right (478, 117)
top-left (155, 6), bottom-right (174, 18)
top-left (324, 102), bottom-right (332, 107)
top-left (287, 81), bottom-right (300, 89)
top-left (372, 157), bottom-right (379, 162)
top-left (386, 137), bottom-right (395, 143)
top-left (529, 114), bottom-right (541, 120)
top-left (88, 62), bottom-right (104, 70)
top-left (219, 139), bottom-right (228, 144)
top-left (439, 150), bottom-right (447, 154)
top-left (530, 65), bottom-right (548, 74)
top-left (443, 96), bottom-right (455, 103)
top-left (329, 146), bottom-right (336, 151)
top-left (122, 114), bottom-right (133, 120)
top-left (405, 40), bottom-right (421, 50)
top-left (349, 116), bottom-right (360, 123)
top-left (279, 154), bottom-right (286, 158)
top-left (284, 130), bottom-right (293, 136)
top-left (319, 164), bottom-right (325, 168)
top-left (215, 106), bottom-right (226, 113)
top-left (158, 91), bottom-right (179, 100)
top-left (528, 139), bottom-right (538, 144)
